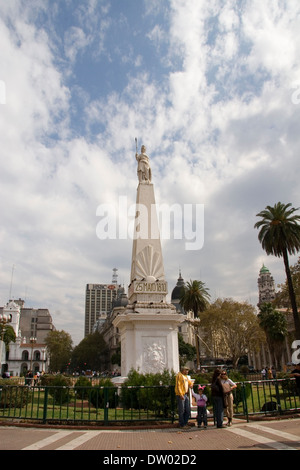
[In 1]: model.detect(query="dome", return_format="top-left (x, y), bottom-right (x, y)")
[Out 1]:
top-left (171, 271), bottom-right (185, 301)
top-left (260, 264), bottom-right (270, 274)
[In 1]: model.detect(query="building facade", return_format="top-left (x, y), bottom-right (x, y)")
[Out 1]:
top-left (257, 264), bottom-right (276, 307)
top-left (84, 283), bottom-right (119, 337)
top-left (0, 299), bottom-right (55, 376)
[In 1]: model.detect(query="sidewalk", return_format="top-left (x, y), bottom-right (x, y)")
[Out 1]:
top-left (1, 417), bottom-right (299, 451)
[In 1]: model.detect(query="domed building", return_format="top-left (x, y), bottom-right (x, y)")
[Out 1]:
top-left (171, 271), bottom-right (196, 353)
top-left (257, 264), bottom-right (276, 308)
top-left (171, 270), bottom-right (185, 313)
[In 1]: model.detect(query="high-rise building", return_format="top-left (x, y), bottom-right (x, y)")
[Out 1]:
top-left (84, 283), bottom-right (118, 336)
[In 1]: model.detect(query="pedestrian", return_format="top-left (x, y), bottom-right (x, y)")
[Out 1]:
top-left (220, 371), bottom-right (237, 426)
top-left (267, 366), bottom-right (273, 380)
top-left (175, 365), bottom-right (193, 428)
top-left (192, 385), bottom-right (208, 428)
top-left (211, 368), bottom-right (225, 428)
top-left (25, 370), bottom-right (32, 386)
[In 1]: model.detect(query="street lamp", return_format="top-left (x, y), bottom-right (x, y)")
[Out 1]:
top-left (30, 336), bottom-right (37, 371)
top-left (0, 312), bottom-right (12, 376)
top-left (188, 317), bottom-right (201, 370)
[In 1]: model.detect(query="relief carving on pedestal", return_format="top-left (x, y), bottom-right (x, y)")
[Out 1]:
top-left (142, 337), bottom-right (167, 373)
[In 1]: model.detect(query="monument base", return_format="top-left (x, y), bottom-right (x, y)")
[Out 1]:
top-left (113, 308), bottom-right (184, 377)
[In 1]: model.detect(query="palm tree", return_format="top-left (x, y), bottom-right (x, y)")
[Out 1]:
top-left (179, 280), bottom-right (210, 369)
top-left (254, 202), bottom-right (300, 338)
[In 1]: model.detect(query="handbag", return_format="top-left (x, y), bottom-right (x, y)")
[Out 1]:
top-left (222, 382), bottom-right (232, 395)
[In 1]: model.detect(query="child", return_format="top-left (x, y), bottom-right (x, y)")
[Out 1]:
top-left (192, 385), bottom-right (208, 428)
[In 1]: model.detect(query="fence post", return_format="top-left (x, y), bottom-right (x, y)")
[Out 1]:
top-left (242, 382), bottom-right (249, 422)
top-left (42, 387), bottom-right (49, 424)
top-left (274, 379), bottom-right (282, 414)
top-left (104, 387), bottom-right (109, 425)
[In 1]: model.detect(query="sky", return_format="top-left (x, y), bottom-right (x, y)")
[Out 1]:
top-left (1, 0), bottom-right (300, 346)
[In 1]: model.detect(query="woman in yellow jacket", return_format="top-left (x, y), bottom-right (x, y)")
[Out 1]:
top-left (175, 366), bottom-right (193, 428)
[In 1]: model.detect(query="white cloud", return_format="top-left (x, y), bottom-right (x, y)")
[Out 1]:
top-left (1, 0), bottom-right (300, 345)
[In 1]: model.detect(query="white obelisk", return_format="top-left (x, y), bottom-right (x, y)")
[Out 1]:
top-left (113, 144), bottom-right (184, 376)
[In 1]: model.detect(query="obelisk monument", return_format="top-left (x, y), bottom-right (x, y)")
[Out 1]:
top-left (113, 144), bottom-right (184, 376)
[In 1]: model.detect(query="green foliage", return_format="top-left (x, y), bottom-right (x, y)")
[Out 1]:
top-left (255, 202), bottom-right (300, 337)
top-left (121, 369), bottom-right (176, 418)
top-left (255, 202), bottom-right (300, 257)
top-left (179, 279), bottom-right (210, 318)
top-left (124, 368), bottom-right (176, 387)
top-left (258, 303), bottom-right (288, 341)
top-left (178, 334), bottom-right (196, 366)
top-left (88, 378), bottom-right (115, 408)
top-left (0, 324), bottom-right (16, 349)
top-left (277, 372), bottom-right (298, 395)
top-left (71, 331), bottom-right (108, 371)
top-left (40, 374), bottom-right (72, 405)
top-left (0, 382), bottom-right (32, 408)
top-left (44, 330), bottom-right (73, 373)
top-left (74, 375), bottom-right (93, 399)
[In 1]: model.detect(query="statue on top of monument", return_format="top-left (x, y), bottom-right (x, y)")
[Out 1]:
top-left (136, 143), bottom-right (152, 184)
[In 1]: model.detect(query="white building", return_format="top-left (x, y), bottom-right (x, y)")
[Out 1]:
top-left (1, 300), bottom-right (54, 377)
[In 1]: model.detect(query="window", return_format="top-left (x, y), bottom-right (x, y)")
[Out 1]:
top-left (22, 350), bottom-right (29, 361)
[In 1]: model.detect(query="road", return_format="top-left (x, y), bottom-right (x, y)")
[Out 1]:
top-left (0, 418), bottom-right (299, 455)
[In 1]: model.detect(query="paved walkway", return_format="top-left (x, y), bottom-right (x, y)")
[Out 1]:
top-left (0, 418), bottom-right (299, 452)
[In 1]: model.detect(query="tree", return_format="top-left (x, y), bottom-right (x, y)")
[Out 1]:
top-left (255, 202), bottom-right (300, 338)
top-left (200, 298), bottom-right (264, 368)
top-left (0, 324), bottom-right (16, 351)
top-left (178, 333), bottom-right (196, 368)
top-left (45, 330), bottom-right (73, 373)
top-left (258, 302), bottom-right (288, 369)
top-left (179, 280), bottom-right (210, 369)
top-left (71, 331), bottom-right (108, 372)
top-left (276, 256), bottom-right (300, 308)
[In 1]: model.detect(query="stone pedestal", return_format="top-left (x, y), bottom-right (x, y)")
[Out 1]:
top-left (113, 310), bottom-right (184, 376)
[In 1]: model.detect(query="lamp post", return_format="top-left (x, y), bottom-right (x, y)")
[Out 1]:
top-left (188, 317), bottom-right (201, 370)
top-left (30, 336), bottom-right (37, 372)
top-left (0, 312), bottom-right (12, 376)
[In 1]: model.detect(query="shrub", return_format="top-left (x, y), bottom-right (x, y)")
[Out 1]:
top-left (74, 375), bottom-right (93, 399)
top-left (121, 369), bottom-right (176, 418)
top-left (88, 378), bottom-right (115, 409)
top-left (0, 382), bottom-right (32, 409)
top-left (40, 374), bottom-right (72, 405)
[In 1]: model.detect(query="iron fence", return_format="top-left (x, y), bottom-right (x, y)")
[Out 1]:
top-left (0, 378), bottom-right (299, 425)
